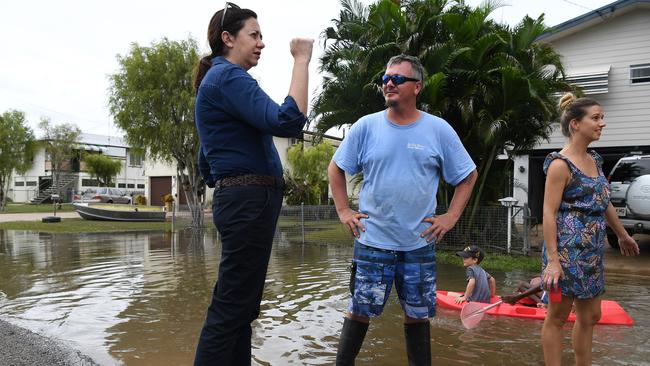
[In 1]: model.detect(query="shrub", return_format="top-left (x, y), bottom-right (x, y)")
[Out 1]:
top-left (134, 195), bottom-right (147, 205)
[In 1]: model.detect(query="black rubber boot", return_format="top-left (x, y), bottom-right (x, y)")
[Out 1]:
top-left (404, 321), bottom-right (431, 366)
top-left (335, 317), bottom-right (369, 366)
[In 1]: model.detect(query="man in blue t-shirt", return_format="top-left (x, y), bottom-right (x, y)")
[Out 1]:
top-left (329, 54), bottom-right (477, 366)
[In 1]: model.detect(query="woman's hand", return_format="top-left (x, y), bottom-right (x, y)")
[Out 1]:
top-left (290, 38), bottom-right (313, 63)
top-left (543, 259), bottom-right (564, 290)
top-left (618, 234), bottom-right (640, 256)
top-left (454, 294), bottom-right (466, 304)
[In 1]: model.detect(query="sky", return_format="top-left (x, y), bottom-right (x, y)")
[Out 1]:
top-left (0, 0), bottom-right (616, 138)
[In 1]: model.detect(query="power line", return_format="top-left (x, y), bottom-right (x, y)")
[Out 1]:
top-left (561, 0), bottom-right (595, 12)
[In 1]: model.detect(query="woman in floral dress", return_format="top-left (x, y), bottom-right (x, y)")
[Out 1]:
top-left (541, 92), bottom-right (639, 366)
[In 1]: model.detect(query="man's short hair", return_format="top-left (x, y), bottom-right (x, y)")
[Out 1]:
top-left (386, 54), bottom-right (425, 81)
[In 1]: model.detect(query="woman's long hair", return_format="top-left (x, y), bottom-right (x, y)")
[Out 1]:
top-left (193, 6), bottom-right (257, 92)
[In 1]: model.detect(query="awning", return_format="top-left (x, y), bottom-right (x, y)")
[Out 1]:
top-left (565, 65), bottom-right (610, 94)
top-left (74, 144), bottom-right (105, 153)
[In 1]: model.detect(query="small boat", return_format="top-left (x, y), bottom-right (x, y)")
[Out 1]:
top-left (436, 290), bottom-right (634, 326)
top-left (73, 203), bottom-right (167, 222)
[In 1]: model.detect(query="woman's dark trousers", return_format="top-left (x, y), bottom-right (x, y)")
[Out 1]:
top-left (194, 186), bottom-right (283, 366)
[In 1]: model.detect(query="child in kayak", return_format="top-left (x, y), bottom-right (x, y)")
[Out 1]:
top-left (454, 245), bottom-right (496, 304)
top-left (516, 276), bottom-right (548, 308)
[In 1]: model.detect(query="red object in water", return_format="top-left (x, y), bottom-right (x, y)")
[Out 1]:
top-left (436, 290), bottom-right (634, 326)
top-left (549, 287), bottom-right (562, 303)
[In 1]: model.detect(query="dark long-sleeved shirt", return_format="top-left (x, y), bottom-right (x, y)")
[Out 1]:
top-left (195, 56), bottom-right (307, 184)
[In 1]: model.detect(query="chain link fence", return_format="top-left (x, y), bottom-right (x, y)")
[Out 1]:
top-left (272, 205), bottom-right (534, 255)
top-left (171, 204), bottom-right (536, 255)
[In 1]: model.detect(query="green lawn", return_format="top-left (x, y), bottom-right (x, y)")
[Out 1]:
top-left (436, 250), bottom-right (541, 272)
top-left (2, 203), bottom-right (76, 213)
top-left (0, 218), bottom-right (171, 233)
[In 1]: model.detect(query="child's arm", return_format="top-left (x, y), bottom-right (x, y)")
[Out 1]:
top-left (455, 278), bottom-right (475, 304)
top-left (488, 276), bottom-right (496, 296)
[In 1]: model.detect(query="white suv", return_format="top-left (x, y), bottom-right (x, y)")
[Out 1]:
top-left (607, 154), bottom-right (650, 248)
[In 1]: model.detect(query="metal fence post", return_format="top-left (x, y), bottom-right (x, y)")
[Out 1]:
top-left (523, 203), bottom-right (530, 255)
top-left (172, 199), bottom-right (176, 232)
top-left (301, 202), bottom-right (305, 245)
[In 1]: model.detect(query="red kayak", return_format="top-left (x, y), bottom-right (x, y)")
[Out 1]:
top-left (436, 290), bottom-right (634, 325)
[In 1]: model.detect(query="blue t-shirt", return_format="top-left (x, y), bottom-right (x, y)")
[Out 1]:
top-left (195, 56), bottom-right (307, 181)
top-left (466, 264), bottom-right (492, 303)
top-left (333, 110), bottom-right (475, 251)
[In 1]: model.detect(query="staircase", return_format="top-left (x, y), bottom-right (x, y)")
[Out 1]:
top-left (30, 174), bottom-right (78, 204)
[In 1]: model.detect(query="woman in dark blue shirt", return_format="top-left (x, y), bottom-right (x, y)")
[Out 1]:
top-left (193, 3), bottom-right (313, 365)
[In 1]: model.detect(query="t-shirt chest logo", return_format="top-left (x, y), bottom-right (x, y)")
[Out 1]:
top-left (407, 143), bottom-right (424, 150)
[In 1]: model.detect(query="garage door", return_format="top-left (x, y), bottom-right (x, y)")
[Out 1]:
top-left (150, 176), bottom-right (172, 206)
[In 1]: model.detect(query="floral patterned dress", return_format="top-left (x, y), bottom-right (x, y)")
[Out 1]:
top-left (542, 151), bottom-right (610, 299)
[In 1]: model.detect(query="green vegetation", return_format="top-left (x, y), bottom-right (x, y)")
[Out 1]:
top-left (313, 0), bottom-right (571, 208)
top-left (436, 250), bottom-right (542, 272)
top-left (0, 218), bottom-right (170, 233)
top-left (284, 142), bottom-right (335, 205)
top-left (109, 38), bottom-right (204, 227)
top-left (0, 110), bottom-right (37, 211)
top-left (3, 203), bottom-right (76, 213)
top-left (39, 118), bottom-right (81, 198)
top-left (83, 154), bottom-right (122, 187)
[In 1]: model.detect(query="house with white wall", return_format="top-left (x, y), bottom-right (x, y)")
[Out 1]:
top-left (10, 133), bottom-right (146, 203)
top-left (512, 0), bottom-right (650, 221)
top-left (149, 132), bottom-right (345, 207)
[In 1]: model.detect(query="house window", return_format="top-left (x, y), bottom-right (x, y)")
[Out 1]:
top-left (26, 181), bottom-right (37, 186)
top-left (129, 151), bottom-right (143, 167)
top-left (127, 183), bottom-right (135, 188)
top-left (15, 181), bottom-right (24, 187)
top-left (630, 64), bottom-right (650, 84)
top-left (118, 183), bottom-right (127, 188)
top-left (137, 184), bottom-right (145, 189)
top-left (82, 179), bottom-right (100, 187)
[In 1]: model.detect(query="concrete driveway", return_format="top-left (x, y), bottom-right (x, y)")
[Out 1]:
top-left (0, 212), bottom-right (81, 222)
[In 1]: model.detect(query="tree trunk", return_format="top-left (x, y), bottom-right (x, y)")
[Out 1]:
top-left (177, 156), bottom-right (204, 229)
top-left (466, 144), bottom-right (499, 233)
top-left (0, 174), bottom-right (8, 211)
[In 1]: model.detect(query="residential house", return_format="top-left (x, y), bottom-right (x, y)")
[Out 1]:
top-left (512, 0), bottom-right (650, 221)
top-left (152, 132), bottom-right (345, 208)
top-left (9, 133), bottom-right (146, 203)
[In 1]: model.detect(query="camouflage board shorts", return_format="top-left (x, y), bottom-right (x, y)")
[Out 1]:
top-left (347, 241), bottom-right (437, 319)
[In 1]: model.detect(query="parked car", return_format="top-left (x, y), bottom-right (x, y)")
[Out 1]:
top-left (606, 154), bottom-right (650, 248)
top-left (74, 187), bottom-right (132, 204)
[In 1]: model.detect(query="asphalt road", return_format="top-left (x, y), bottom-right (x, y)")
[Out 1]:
top-left (0, 318), bottom-right (98, 366)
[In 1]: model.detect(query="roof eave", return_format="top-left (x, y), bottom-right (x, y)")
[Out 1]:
top-left (537, 0), bottom-right (650, 43)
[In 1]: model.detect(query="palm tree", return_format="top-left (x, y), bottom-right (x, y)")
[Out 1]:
top-left (314, 0), bottom-right (571, 208)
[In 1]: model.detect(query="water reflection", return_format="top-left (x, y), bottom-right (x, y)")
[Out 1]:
top-left (0, 229), bottom-right (648, 365)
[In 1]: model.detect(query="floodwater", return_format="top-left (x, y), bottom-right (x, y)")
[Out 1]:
top-left (0, 229), bottom-right (648, 366)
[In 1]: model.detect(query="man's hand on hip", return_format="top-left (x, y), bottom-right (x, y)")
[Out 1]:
top-left (421, 213), bottom-right (457, 242)
top-left (337, 207), bottom-right (368, 238)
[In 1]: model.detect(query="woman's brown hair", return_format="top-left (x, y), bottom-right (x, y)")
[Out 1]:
top-left (558, 92), bottom-right (601, 137)
top-left (193, 5), bottom-right (257, 92)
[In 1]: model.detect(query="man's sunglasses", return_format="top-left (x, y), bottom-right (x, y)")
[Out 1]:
top-left (221, 2), bottom-right (241, 29)
top-left (381, 74), bottom-right (419, 85)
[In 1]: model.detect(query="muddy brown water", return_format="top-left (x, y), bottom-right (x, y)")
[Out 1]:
top-left (0, 230), bottom-right (648, 365)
